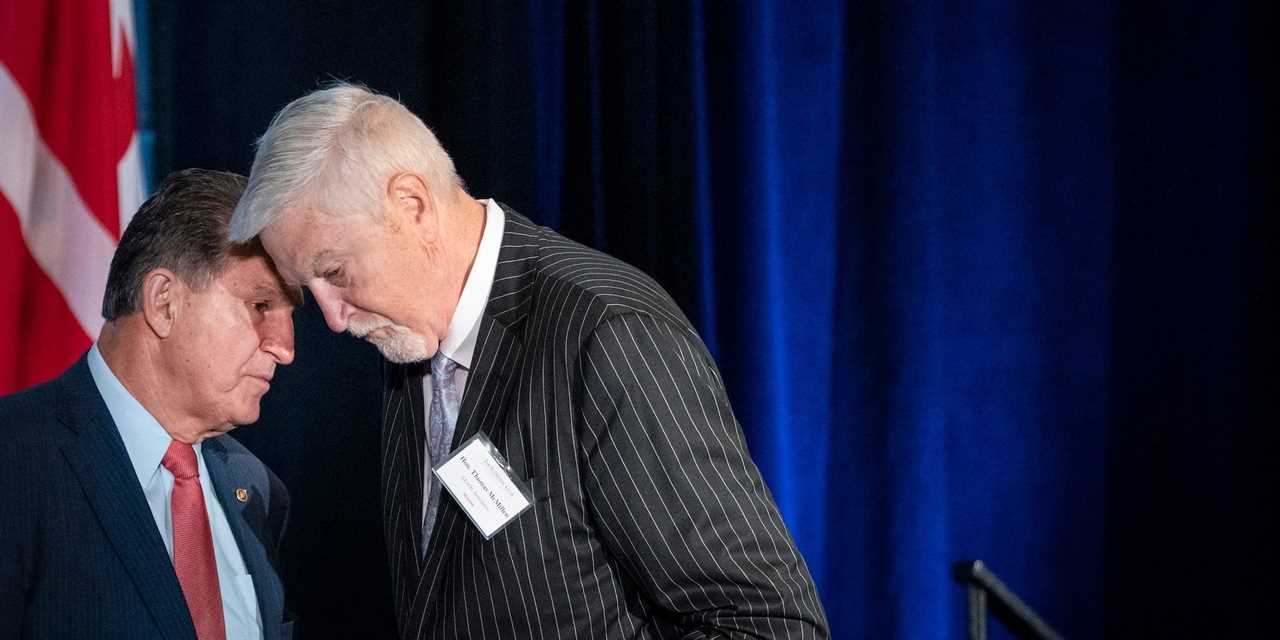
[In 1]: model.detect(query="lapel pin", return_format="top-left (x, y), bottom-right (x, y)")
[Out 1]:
top-left (235, 488), bottom-right (249, 503)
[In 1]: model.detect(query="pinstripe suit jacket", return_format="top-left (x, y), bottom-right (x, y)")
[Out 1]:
top-left (382, 207), bottom-right (829, 639)
top-left (0, 355), bottom-right (293, 639)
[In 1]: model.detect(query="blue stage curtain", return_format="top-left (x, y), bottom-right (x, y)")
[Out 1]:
top-left (698, 2), bottom-right (1114, 636)
top-left (146, 1), bottom-right (1274, 637)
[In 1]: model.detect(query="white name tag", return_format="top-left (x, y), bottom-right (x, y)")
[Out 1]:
top-left (432, 433), bottom-right (533, 539)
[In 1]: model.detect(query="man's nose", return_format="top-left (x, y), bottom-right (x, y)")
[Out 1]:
top-left (310, 282), bottom-right (350, 333)
top-left (261, 312), bottom-right (296, 365)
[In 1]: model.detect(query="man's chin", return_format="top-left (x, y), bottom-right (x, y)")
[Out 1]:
top-left (375, 342), bottom-right (432, 364)
top-left (195, 420), bottom-right (243, 443)
top-left (361, 328), bottom-right (434, 363)
top-left (226, 404), bottom-right (263, 428)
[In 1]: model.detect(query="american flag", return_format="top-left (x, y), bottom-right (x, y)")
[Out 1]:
top-left (1, 0), bottom-right (145, 393)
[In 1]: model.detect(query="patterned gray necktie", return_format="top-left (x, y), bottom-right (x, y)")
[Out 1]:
top-left (422, 352), bottom-right (460, 555)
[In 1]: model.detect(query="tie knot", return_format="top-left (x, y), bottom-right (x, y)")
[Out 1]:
top-left (430, 352), bottom-right (459, 378)
top-left (162, 441), bottom-right (199, 480)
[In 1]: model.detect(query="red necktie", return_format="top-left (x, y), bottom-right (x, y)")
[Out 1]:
top-left (162, 441), bottom-right (226, 640)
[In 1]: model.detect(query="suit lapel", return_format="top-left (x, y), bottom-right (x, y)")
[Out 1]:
top-left (203, 438), bottom-right (287, 640)
top-left (402, 206), bottom-right (539, 630)
top-left (442, 206), bottom-right (540, 457)
top-left (56, 358), bottom-right (195, 640)
top-left (382, 359), bottom-right (428, 627)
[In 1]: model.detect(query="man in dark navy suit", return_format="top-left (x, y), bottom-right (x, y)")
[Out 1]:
top-left (0, 169), bottom-right (299, 639)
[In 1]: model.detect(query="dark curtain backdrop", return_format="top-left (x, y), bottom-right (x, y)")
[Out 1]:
top-left (144, 1), bottom-right (1275, 637)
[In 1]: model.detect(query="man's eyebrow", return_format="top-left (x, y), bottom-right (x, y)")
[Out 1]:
top-left (251, 283), bottom-right (305, 308)
top-left (309, 249), bottom-right (339, 274)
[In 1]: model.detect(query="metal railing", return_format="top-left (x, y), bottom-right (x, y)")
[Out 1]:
top-left (952, 560), bottom-right (1064, 640)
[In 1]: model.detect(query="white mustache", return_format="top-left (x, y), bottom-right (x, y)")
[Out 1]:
top-left (347, 315), bottom-right (394, 338)
top-left (344, 315), bottom-right (433, 363)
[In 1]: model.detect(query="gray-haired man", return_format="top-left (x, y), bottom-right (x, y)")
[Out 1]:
top-left (230, 84), bottom-right (829, 639)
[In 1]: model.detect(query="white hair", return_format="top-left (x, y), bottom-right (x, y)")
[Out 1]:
top-left (229, 82), bottom-right (462, 241)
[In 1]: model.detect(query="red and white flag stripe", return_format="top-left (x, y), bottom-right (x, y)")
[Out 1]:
top-left (1, 0), bottom-right (144, 393)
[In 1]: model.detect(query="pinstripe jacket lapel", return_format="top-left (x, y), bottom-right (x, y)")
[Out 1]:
top-left (388, 207), bottom-right (539, 637)
top-left (381, 359), bottom-right (428, 625)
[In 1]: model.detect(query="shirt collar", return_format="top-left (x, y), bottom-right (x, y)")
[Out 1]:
top-left (438, 198), bottom-right (505, 370)
top-left (87, 344), bottom-right (196, 487)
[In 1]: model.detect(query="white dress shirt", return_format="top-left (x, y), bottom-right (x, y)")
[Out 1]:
top-left (421, 198), bottom-right (505, 510)
top-left (88, 345), bottom-right (263, 639)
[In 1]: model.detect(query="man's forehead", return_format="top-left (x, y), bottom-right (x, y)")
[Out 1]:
top-left (262, 210), bottom-right (346, 276)
top-left (220, 254), bottom-right (303, 306)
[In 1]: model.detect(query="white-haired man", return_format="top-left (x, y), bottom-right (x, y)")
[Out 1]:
top-left (229, 83), bottom-right (829, 639)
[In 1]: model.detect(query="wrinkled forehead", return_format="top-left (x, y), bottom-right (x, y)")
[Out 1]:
top-left (217, 251), bottom-right (304, 307)
top-left (257, 207), bottom-right (328, 281)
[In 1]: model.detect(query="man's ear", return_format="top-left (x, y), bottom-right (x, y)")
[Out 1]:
top-left (386, 172), bottom-right (434, 240)
top-left (140, 268), bottom-right (184, 338)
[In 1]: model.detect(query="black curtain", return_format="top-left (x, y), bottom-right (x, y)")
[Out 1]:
top-left (144, 1), bottom-right (1275, 637)
top-left (1105, 1), bottom-right (1277, 635)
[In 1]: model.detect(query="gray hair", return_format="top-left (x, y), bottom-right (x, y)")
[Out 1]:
top-left (228, 82), bottom-right (462, 242)
top-left (103, 169), bottom-right (251, 320)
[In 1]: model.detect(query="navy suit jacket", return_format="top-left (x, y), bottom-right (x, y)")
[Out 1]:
top-left (0, 355), bottom-right (293, 639)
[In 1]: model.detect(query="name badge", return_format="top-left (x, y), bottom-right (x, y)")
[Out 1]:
top-left (432, 433), bottom-right (533, 539)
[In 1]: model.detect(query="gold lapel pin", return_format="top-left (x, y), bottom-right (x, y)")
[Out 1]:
top-left (235, 488), bottom-right (249, 503)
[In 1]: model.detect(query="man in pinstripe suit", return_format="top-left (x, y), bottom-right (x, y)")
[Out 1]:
top-left (229, 83), bottom-right (830, 639)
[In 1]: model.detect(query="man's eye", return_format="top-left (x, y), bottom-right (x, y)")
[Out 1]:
top-left (324, 266), bottom-right (343, 282)
top-left (252, 301), bottom-right (270, 312)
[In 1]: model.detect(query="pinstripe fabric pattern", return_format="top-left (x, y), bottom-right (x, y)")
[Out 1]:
top-left (382, 207), bottom-right (829, 639)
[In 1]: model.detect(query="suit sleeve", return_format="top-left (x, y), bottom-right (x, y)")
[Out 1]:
top-left (577, 313), bottom-right (830, 639)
